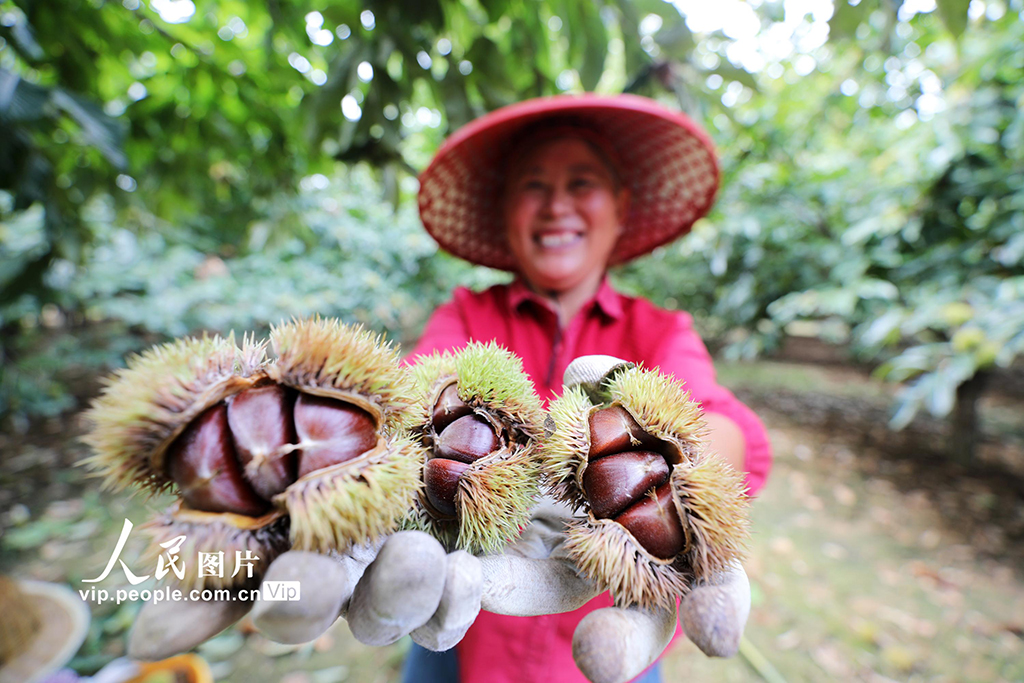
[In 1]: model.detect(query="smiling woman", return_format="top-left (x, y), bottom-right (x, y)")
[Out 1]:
top-left (502, 136), bottom-right (629, 324)
top-left (409, 94), bottom-right (772, 683)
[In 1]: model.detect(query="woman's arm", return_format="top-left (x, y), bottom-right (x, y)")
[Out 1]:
top-left (652, 312), bottom-right (772, 496)
top-left (406, 296), bottom-right (471, 360)
top-left (703, 412), bottom-right (747, 474)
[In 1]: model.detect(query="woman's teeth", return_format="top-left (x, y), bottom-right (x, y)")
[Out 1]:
top-left (537, 232), bottom-right (581, 248)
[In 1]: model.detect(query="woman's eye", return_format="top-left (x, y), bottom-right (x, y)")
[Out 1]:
top-left (570, 177), bottom-right (595, 190)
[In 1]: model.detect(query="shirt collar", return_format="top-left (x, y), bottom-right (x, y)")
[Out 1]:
top-left (593, 276), bottom-right (624, 320)
top-left (508, 276), bottom-right (624, 321)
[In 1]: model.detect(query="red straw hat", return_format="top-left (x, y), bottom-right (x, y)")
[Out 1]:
top-left (418, 93), bottom-right (720, 271)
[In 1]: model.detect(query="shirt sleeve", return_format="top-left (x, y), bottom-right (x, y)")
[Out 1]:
top-left (652, 312), bottom-right (772, 497)
top-left (406, 294), bottom-right (472, 361)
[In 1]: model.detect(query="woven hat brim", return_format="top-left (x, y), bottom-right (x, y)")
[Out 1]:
top-left (0, 581), bottom-right (90, 683)
top-left (418, 94), bottom-right (720, 271)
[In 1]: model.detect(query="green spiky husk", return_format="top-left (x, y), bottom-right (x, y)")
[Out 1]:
top-left (671, 453), bottom-right (750, 581)
top-left (542, 365), bottom-right (708, 509)
top-left (541, 385), bottom-right (592, 508)
top-left (457, 444), bottom-right (541, 553)
top-left (281, 435), bottom-right (425, 553)
top-left (269, 318), bottom-right (414, 433)
top-left (82, 334), bottom-right (268, 494)
top-left (564, 517), bottom-right (692, 609)
top-left (140, 507), bottom-right (290, 591)
top-left (544, 364), bottom-right (749, 608)
top-left (407, 342), bottom-right (544, 552)
top-left (410, 341), bottom-right (544, 443)
top-left (406, 444), bottom-right (542, 554)
top-left (604, 365), bottom-right (706, 455)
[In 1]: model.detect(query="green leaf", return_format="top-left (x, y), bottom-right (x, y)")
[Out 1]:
top-left (656, 20), bottom-right (695, 61)
top-left (710, 62), bottom-right (759, 92)
top-left (936, 0), bottom-right (970, 38)
top-left (578, 4), bottom-right (609, 90)
top-left (0, 69), bottom-right (49, 123)
top-left (828, 0), bottom-right (870, 41)
top-left (51, 89), bottom-right (128, 169)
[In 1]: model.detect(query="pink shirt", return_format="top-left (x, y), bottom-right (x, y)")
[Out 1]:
top-left (409, 278), bottom-right (772, 683)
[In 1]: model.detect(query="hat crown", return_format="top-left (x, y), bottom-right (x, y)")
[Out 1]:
top-left (0, 577), bottom-right (42, 664)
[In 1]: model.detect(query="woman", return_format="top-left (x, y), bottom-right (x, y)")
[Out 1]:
top-left (125, 94), bottom-right (770, 683)
top-left (405, 94), bottom-right (772, 682)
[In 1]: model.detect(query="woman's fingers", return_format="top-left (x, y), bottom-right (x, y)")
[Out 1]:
top-left (250, 550), bottom-right (355, 644)
top-left (346, 531), bottom-right (449, 646)
top-left (410, 550), bottom-right (483, 651)
top-left (571, 604), bottom-right (677, 683)
top-left (479, 553), bottom-right (598, 616)
top-left (127, 595), bottom-right (253, 661)
top-left (678, 561), bottom-right (750, 657)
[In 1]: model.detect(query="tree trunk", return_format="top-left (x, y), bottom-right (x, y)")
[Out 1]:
top-left (951, 371), bottom-right (990, 465)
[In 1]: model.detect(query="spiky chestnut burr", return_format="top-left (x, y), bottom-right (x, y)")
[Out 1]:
top-left (543, 361), bottom-right (750, 610)
top-left (403, 342), bottom-right (545, 554)
top-left (267, 318), bottom-right (423, 553)
top-left (83, 333), bottom-right (288, 590)
top-left (83, 320), bottom-right (422, 589)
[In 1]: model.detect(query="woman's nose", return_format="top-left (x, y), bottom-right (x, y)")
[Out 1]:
top-left (542, 186), bottom-right (573, 217)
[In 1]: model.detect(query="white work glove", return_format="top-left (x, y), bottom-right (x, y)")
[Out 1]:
top-left (129, 509), bottom-right (748, 683)
top-left (127, 531), bottom-right (478, 657)
top-left (474, 497), bottom-right (751, 683)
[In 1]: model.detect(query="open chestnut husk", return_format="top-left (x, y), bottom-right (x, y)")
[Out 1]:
top-left (83, 320), bottom-right (422, 589)
top-left (542, 362), bottom-right (749, 609)
top-left (404, 342), bottom-right (544, 554)
top-left (265, 318), bottom-right (422, 553)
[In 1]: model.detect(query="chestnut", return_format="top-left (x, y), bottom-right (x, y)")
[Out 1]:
top-left (227, 384), bottom-right (297, 499)
top-left (431, 383), bottom-right (473, 432)
top-left (582, 450), bottom-right (669, 520)
top-left (293, 394), bottom-right (377, 477)
top-left (166, 403), bottom-right (269, 517)
top-left (434, 414), bottom-right (500, 464)
top-left (424, 458), bottom-right (472, 519)
top-left (588, 405), bottom-right (661, 459)
top-left (614, 483), bottom-right (685, 560)
top-left (166, 388), bottom-right (380, 515)
top-left (85, 320), bottom-right (423, 589)
top-left (424, 413), bottom-right (500, 517)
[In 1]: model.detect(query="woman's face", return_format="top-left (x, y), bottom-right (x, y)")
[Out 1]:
top-left (502, 137), bottom-right (629, 294)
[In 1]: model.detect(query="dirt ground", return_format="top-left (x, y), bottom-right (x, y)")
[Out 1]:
top-left (2, 360), bottom-right (1022, 682)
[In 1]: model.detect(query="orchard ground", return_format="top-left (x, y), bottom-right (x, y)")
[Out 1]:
top-left (2, 360), bottom-right (1022, 683)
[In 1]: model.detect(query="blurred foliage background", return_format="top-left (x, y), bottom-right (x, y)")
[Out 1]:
top-left (1, 0), bottom-right (1022, 463)
top-left (3, 2), bottom-right (1024, 681)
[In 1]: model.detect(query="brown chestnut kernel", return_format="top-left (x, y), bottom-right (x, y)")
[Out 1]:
top-left (431, 383), bottom-right (474, 432)
top-left (583, 451), bottom-right (670, 519)
top-left (588, 406), bottom-right (660, 460)
top-left (167, 404), bottom-right (270, 516)
top-left (227, 385), bottom-right (298, 499)
top-left (614, 483), bottom-right (685, 560)
top-left (424, 458), bottom-right (471, 518)
top-left (434, 414), bottom-right (499, 464)
top-left (293, 394), bottom-right (378, 477)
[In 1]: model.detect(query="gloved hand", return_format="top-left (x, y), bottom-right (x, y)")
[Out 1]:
top-left (129, 505), bottom-right (748, 683)
top-left (127, 530), bottom-right (477, 658)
